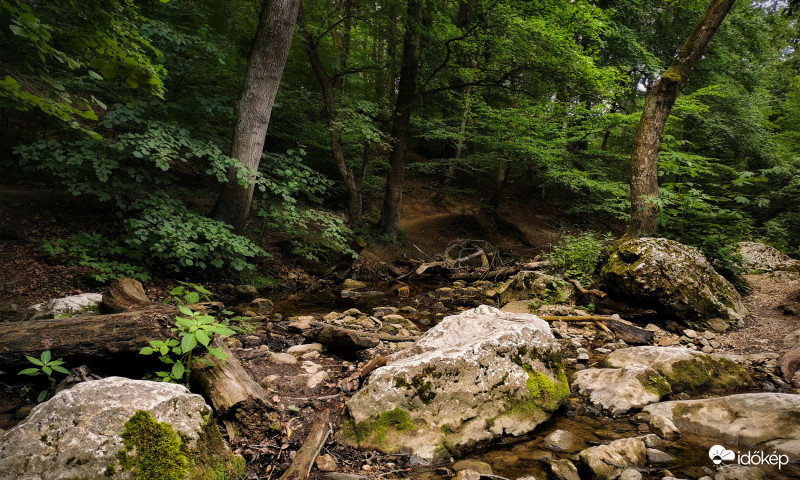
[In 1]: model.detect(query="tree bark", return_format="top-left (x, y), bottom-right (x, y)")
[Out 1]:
top-left (298, 7), bottom-right (363, 226)
top-left (213, 0), bottom-right (301, 234)
top-left (378, 0), bottom-right (423, 240)
top-left (626, 0), bottom-right (736, 238)
top-left (0, 307), bottom-right (177, 370)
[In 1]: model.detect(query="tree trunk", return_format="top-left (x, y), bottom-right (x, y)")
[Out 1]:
top-left (378, 0), bottom-right (423, 240)
top-left (626, 0), bottom-right (736, 238)
top-left (213, 0), bottom-right (301, 234)
top-left (299, 8), bottom-right (363, 226)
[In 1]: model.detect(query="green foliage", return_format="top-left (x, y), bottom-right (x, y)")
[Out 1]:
top-left (141, 285), bottom-right (233, 386)
top-left (545, 231), bottom-right (611, 286)
top-left (117, 411), bottom-right (189, 480)
top-left (256, 148), bottom-right (356, 263)
top-left (41, 233), bottom-right (151, 283)
top-left (18, 350), bottom-right (70, 402)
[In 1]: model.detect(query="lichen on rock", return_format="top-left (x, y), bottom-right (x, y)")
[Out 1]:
top-left (343, 305), bottom-right (568, 462)
top-left (599, 237), bottom-right (746, 329)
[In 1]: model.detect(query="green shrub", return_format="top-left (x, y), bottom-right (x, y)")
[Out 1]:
top-left (545, 231), bottom-right (611, 286)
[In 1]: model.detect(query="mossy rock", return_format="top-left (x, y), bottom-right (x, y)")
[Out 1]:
top-left (599, 238), bottom-right (746, 329)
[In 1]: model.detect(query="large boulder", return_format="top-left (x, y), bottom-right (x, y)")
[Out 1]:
top-left (572, 347), bottom-right (752, 414)
top-left (605, 346), bottom-right (752, 394)
top-left (18, 293), bottom-right (103, 321)
top-left (0, 377), bottom-right (244, 480)
top-left (643, 393), bottom-right (800, 456)
top-left (572, 364), bottom-right (670, 415)
top-left (343, 305), bottom-right (569, 462)
top-left (599, 238), bottom-right (746, 329)
top-left (737, 242), bottom-right (793, 272)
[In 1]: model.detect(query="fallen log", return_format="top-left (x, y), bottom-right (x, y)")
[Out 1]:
top-left (192, 336), bottom-right (274, 442)
top-left (566, 278), bottom-right (607, 299)
top-left (0, 306), bottom-right (177, 371)
top-left (538, 314), bottom-right (653, 344)
top-left (308, 321), bottom-right (420, 343)
top-left (446, 265), bottom-right (522, 281)
top-left (0, 301), bottom-right (225, 371)
top-left (279, 409), bottom-right (331, 480)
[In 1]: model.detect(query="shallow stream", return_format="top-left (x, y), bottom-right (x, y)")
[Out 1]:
top-left (265, 285), bottom-right (800, 480)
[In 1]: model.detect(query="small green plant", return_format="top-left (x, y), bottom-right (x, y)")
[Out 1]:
top-left (545, 230), bottom-right (611, 286)
top-left (142, 285), bottom-right (233, 386)
top-left (542, 278), bottom-right (569, 305)
top-left (162, 282), bottom-right (213, 306)
top-left (18, 351), bottom-right (70, 402)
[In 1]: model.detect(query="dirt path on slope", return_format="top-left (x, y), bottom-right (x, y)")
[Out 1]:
top-left (717, 271), bottom-right (800, 357)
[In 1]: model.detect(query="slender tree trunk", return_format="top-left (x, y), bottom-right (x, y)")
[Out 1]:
top-left (212, 0), bottom-right (301, 234)
top-left (626, 0), bottom-right (736, 238)
top-left (298, 7), bottom-right (363, 226)
top-left (378, 0), bottom-right (423, 240)
top-left (433, 86), bottom-right (472, 205)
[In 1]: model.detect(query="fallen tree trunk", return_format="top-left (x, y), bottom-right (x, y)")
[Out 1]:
top-left (279, 409), bottom-right (331, 480)
top-left (0, 302), bottom-right (224, 371)
top-left (0, 306), bottom-right (177, 371)
top-left (538, 314), bottom-right (654, 344)
top-left (191, 337), bottom-right (274, 441)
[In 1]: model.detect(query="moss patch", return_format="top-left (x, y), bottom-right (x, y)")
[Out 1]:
top-left (342, 408), bottom-right (416, 451)
top-left (114, 410), bottom-right (245, 480)
top-left (644, 374), bottom-right (672, 398)
top-left (116, 411), bottom-right (189, 480)
top-left (508, 346), bottom-right (570, 414)
top-left (668, 356), bottom-right (752, 394)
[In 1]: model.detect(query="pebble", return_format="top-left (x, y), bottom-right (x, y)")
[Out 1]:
top-left (344, 308), bottom-right (362, 316)
top-left (703, 331), bottom-right (716, 339)
top-left (646, 448), bottom-right (674, 465)
top-left (286, 343), bottom-right (324, 355)
top-left (306, 371), bottom-right (329, 389)
top-left (701, 345), bottom-right (714, 354)
top-left (400, 306), bottom-right (417, 314)
top-left (373, 306), bottom-right (398, 316)
top-left (301, 361), bottom-right (321, 374)
top-left (301, 351), bottom-right (320, 360)
top-left (618, 469), bottom-right (642, 480)
top-left (683, 329), bottom-right (697, 338)
top-left (315, 454), bottom-right (338, 472)
top-left (269, 353), bottom-right (297, 365)
top-left (577, 352), bottom-right (590, 362)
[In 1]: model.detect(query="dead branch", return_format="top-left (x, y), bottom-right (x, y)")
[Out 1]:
top-left (279, 410), bottom-right (331, 480)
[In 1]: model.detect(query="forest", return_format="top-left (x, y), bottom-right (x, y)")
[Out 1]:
top-left (2, 1), bottom-right (800, 480)
top-left (1, 0), bottom-right (799, 283)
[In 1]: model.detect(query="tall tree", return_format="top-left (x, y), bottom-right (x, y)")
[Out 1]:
top-left (213, 0), bottom-right (301, 234)
top-left (626, 0), bottom-right (737, 238)
top-left (378, 0), bottom-right (423, 239)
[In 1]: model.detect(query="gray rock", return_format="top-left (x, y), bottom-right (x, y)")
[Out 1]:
top-left (343, 279), bottom-right (368, 290)
top-left (372, 306), bottom-right (399, 316)
top-left (316, 454), bottom-right (338, 472)
top-left (605, 346), bottom-right (752, 394)
top-left (650, 414), bottom-right (680, 441)
top-left (234, 284), bottom-right (259, 298)
top-left (288, 315), bottom-right (314, 332)
top-left (579, 437), bottom-right (646, 480)
top-left (456, 470), bottom-right (481, 480)
top-left (286, 343), bottom-right (324, 355)
top-left (543, 429), bottom-right (584, 453)
top-left (646, 448), bottom-right (674, 465)
top-left (303, 324), bottom-right (380, 351)
top-left (644, 393), bottom-right (800, 456)
top-left (618, 469), bottom-right (643, 480)
top-left (345, 305), bottom-right (567, 462)
top-left (306, 371), bottom-right (329, 389)
top-left (600, 238), bottom-right (746, 328)
top-left (270, 353), bottom-right (298, 364)
top-left (572, 364), bottom-right (668, 414)
top-left (738, 242), bottom-right (791, 272)
top-left (548, 458), bottom-right (580, 480)
top-left (19, 293), bottom-right (103, 321)
top-left (0, 377), bottom-right (237, 480)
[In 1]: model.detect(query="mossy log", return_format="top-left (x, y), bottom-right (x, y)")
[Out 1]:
top-left (0, 306), bottom-right (179, 371)
top-left (0, 302), bottom-right (224, 372)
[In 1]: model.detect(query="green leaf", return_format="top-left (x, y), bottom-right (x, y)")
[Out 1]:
top-left (140, 347), bottom-right (155, 355)
top-left (185, 292), bottom-right (200, 304)
top-left (42, 366), bottom-right (52, 375)
top-left (52, 365), bottom-right (70, 375)
top-left (18, 368), bottom-right (41, 376)
top-left (41, 351), bottom-right (51, 364)
top-left (171, 361), bottom-right (185, 380)
top-left (195, 329), bottom-right (210, 347)
top-left (26, 355), bottom-right (44, 366)
top-left (181, 333), bottom-right (197, 353)
top-left (207, 346), bottom-right (227, 359)
top-left (178, 305), bottom-right (193, 316)
top-left (37, 390), bottom-right (48, 402)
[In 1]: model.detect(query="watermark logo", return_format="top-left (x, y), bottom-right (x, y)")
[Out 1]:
top-left (708, 444), bottom-right (790, 469)
top-left (708, 445), bottom-right (735, 465)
